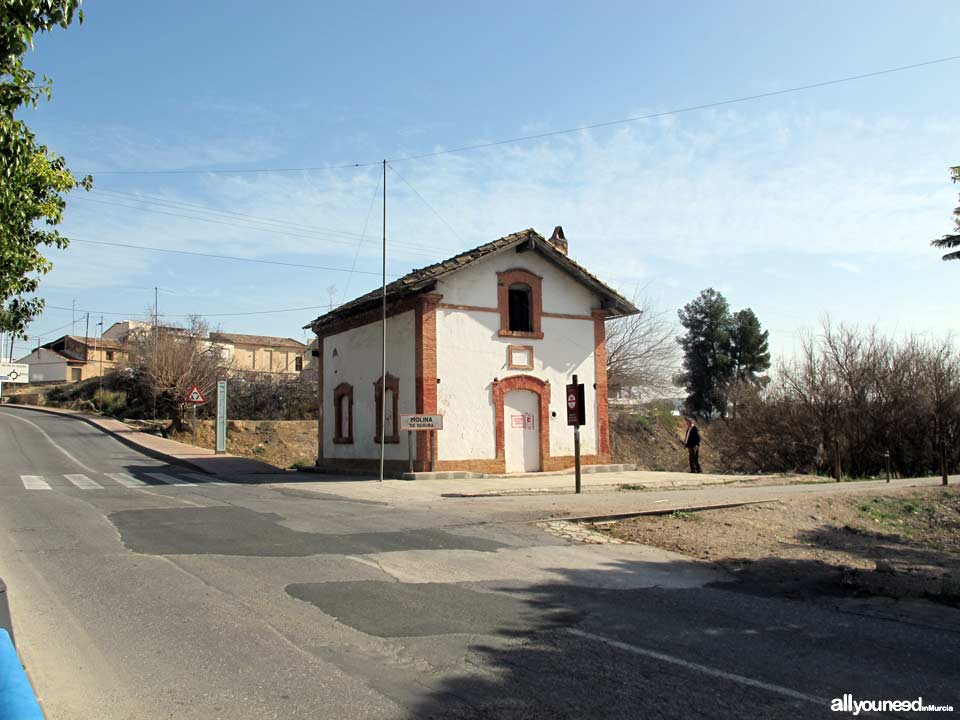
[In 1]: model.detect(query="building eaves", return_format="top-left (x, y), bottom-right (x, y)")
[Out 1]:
top-left (209, 332), bottom-right (307, 349)
top-left (305, 228), bottom-right (638, 333)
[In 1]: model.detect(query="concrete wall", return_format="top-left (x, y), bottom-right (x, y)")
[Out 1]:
top-left (220, 343), bottom-right (306, 375)
top-left (436, 248), bottom-right (597, 314)
top-left (434, 251), bottom-right (600, 462)
top-left (322, 310), bottom-right (416, 461)
top-left (435, 310), bottom-right (598, 461)
top-left (17, 349), bottom-right (67, 383)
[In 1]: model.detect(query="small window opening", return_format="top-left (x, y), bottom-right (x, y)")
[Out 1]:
top-left (508, 284), bottom-right (533, 332)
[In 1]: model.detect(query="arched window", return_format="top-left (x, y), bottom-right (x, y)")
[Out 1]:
top-left (497, 269), bottom-right (543, 338)
top-left (374, 373), bottom-right (400, 443)
top-left (333, 383), bottom-right (353, 443)
top-left (508, 284), bottom-right (533, 332)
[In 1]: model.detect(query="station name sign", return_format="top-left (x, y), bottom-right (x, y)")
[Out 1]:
top-left (400, 414), bottom-right (444, 431)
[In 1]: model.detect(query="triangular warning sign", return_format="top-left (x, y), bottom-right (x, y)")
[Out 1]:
top-left (185, 384), bottom-right (206, 404)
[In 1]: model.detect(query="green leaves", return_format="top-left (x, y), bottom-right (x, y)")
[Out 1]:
top-left (931, 165), bottom-right (960, 261)
top-left (677, 289), bottom-right (770, 417)
top-left (0, 1), bottom-right (88, 340)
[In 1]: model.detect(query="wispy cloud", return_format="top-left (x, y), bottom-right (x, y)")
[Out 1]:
top-left (53, 107), bottom-right (958, 303)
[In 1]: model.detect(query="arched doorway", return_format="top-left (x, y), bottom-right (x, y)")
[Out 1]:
top-left (493, 375), bottom-right (550, 473)
top-left (504, 389), bottom-right (540, 472)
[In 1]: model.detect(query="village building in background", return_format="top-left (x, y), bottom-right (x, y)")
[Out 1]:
top-left (306, 226), bottom-right (638, 474)
top-left (17, 325), bottom-right (311, 383)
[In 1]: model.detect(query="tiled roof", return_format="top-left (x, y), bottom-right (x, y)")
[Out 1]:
top-left (64, 335), bottom-right (125, 350)
top-left (305, 228), bottom-right (638, 331)
top-left (209, 333), bottom-right (307, 349)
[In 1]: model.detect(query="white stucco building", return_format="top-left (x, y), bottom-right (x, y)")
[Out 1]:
top-left (306, 227), bottom-right (638, 474)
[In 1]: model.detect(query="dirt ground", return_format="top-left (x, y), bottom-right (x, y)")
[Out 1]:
top-left (610, 412), bottom-right (721, 473)
top-left (592, 485), bottom-right (960, 606)
top-left (170, 419), bottom-right (317, 470)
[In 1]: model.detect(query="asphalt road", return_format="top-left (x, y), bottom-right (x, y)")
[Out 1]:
top-left (0, 405), bottom-right (956, 719)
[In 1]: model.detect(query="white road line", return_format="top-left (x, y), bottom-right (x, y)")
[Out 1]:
top-left (64, 474), bottom-right (103, 490)
top-left (145, 472), bottom-right (193, 487)
top-left (566, 628), bottom-right (826, 707)
top-left (21, 475), bottom-right (51, 490)
top-left (105, 472), bottom-right (146, 488)
top-left (0, 411), bottom-right (98, 474)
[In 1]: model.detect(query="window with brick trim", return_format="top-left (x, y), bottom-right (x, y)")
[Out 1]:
top-left (497, 268), bottom-right (543, 339)
top-left (333, 383), bottom-right (353, 443)
top-left (374, 373), bottom-right (400, 443)
top-left (295, 356), bottom-right (303, 372)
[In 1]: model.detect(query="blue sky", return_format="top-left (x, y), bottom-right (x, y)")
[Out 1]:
top-left (13, 0), bottom-right (960, 364)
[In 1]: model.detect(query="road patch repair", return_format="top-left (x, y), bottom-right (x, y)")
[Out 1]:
top-left (109, 506), bottom-right (508, 556)
top-left (286, 581), bottom-right (579, 637)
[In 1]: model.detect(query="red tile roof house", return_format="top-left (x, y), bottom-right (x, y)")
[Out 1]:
top-left (305, 227), bottom-right (638, 475)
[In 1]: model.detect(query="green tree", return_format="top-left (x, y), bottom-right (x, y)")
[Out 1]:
top-left (931, 165), bottom-right (959, 261)
top-left (0, 1), bottom-right (90, 342)
top-left (729, 308), bottom-right (770, 383)
top-left (677, 289), bottom-right (770, 417)
top-left (677, 288), bottom-right (733, 417)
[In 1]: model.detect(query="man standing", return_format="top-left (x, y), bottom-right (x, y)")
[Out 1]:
top-left (684, 417), bottom-right (702, 473)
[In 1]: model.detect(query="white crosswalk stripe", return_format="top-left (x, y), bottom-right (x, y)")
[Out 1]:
top-left (18, 472), bottom-right (241, 491)
top-left (105, 472), bottom-right (146, 488)
top-left (21, 475), bottom-right (51, 490)
top-left (145, 472), bottom-right (193, 486)
top-left (64, 474), bottom-right (103, 490)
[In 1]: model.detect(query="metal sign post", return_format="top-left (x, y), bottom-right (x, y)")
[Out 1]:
top-left (399, 414), bottom-right (444, 473)
top-left (567, 375), bottom-right (586, 494)
top-left (184, 384), bottom-right (207, 447)
top-left (216, 380), bottom-right (227, 454)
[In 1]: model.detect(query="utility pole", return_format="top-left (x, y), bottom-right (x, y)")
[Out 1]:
top-left (84, 313), bottom-right (90, 364)
top-left (153, 286), bottom-right (159, 421)
top-left (71, 299), bottom-right (77, 336)
top-left (97, 316), bottom-right (104, 413)
top-left (379, 159), bottom-right (387, 483)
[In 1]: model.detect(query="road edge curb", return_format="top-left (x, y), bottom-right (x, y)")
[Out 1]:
top-left (3, 404), bottom-right (211, 474)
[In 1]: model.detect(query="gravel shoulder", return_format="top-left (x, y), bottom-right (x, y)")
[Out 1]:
top-left (592, 485), bottom-right (960, 606)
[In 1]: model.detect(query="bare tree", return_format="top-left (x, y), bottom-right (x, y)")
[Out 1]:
top-left (606, 288), bottom-right (679, 400)
top-left (717, 318), bottom-right (960, 479)
top-left (126, 315), bottom-right (232, 431)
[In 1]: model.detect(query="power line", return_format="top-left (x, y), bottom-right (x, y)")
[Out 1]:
top-left (66, 237), bottom-right (401, 276)
top-left (343, 173), bottom-right (384, 299)
top-left (73, 194), bottom-right (450, 258)
top-left (79, 54), bottom-right (960, 176)
top-left (42, 302), bottom-right (339, 319)
top-left (387, 163), bottom-right (465, 244)
top-left (85, 160), bottom-right (379, 176)
top-left (92, 188), bottom-right (376, 240)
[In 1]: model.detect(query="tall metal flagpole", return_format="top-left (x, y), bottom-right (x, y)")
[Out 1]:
top-left (379, 160), bottom-right (387, 482)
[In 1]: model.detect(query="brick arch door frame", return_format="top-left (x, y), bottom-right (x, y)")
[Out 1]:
top-left (493, 375), bottom-right (550, 471)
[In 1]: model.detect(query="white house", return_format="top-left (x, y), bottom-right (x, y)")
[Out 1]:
top-left (305, 227), bottom-right (638, 474)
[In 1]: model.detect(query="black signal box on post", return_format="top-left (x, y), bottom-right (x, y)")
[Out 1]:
top-left (566, 382), bottom-right (585, 427)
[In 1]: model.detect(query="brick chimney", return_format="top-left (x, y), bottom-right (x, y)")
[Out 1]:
top-left (547, 225), bottom-right (568, 255)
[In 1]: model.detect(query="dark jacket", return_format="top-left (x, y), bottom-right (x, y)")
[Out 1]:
top-left (684, 425), bottom-right (701, 448)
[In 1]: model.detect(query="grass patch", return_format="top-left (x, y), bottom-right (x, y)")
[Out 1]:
top-left (669, 509), bottom-right (700, 522)
top-left (857, 496), bottom-right (936, 535)
top-left (618, 483), bottom-right (646, 491)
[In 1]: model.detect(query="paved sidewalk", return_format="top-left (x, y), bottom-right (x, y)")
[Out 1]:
top-left (282, 472), bottom-right (952, 523)
top-left (6, 405), bottom-right (280, 475)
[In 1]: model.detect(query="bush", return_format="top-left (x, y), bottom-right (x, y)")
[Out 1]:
top-left (93, 389), bottom-right (127, 417)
